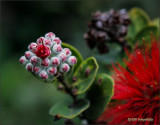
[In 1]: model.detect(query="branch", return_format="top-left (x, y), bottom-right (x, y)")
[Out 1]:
top-left (57, 75), bottom-right (77, 102)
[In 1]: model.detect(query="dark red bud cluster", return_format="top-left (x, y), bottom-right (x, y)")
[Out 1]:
top-left (84, 9), bottom-right (131, 53)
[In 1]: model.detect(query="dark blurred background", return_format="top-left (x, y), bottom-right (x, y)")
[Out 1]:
top-left (0, 0), bottom-right (159, 125)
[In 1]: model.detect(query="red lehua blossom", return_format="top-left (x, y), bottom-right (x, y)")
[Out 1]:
top-left (97, 38), bottom-right (160, 125)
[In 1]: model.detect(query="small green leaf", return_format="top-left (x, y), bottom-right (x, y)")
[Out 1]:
top-left (49, 99), bottom-right (90, 119)
top-left (62, 42), bottom-right (83, 73)
top-left (134, 25), bottom-right (158, 45)
top-left (127, 7), bottom-right (150, 40)
top-left (73, 57), bottom-right (99, 95)
top-left (85, 73), bottom-right (114, 121)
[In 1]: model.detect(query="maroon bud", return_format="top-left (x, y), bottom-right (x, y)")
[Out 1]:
top-left (97, 43), bottom-right (109, 54)
top-left (57, 84), bottom-right (64, 90)
top-left (72, 88), bottom-right (77, 95)
top-left (54, 115), bottom-right (61, 121)
top-left (85, 68), bottom-right (90, 77)
top-left (72, 76), bottom-right (77, 82)
top-left (65, 119), bottom-right (74, 125)
top-left (97, 78), bottom-right (102, 85)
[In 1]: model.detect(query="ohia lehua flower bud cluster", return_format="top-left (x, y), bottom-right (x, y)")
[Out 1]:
top-left (19, 32), bottom-right (77, 82)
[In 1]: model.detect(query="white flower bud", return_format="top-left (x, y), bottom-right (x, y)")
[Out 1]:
top-left (32, 66), bottom-right (41, 74)
top-left (30, 56), bottom-right (41, 65)
top-left (50, 57), bottom-right (60, 67)
top-left (45, 32), bottom-right (55, 40)
top-left (25, 51), bottom-right (34, 60)
top-left (52, 44), bottom-right (62, 54)
top-left (47, 67), bottom-right (57, 75)
top-left (28, 42), bottom-right (37, 52)
top-left (53, 37), bottom-right (61, 45)
top-left (60, 63), bottom-right (70, 73)
top-left (26, 63), bottom-right (33, 72)
top-left (67, 56), bottom-right (77, 65)
top-left (82, 120), bottom-right (88, 125)
top-left (39, 70), bottom-right (48, 79)
top-left (19, 56), bottom-right (28, 65)
top-left (41, 58), bottom-right (50, 67)
top-left (44, 39), bottom-right (53, 47)
top-left (57, 53), bottom-right (67, 62)
top-left (37, 37), bottom-right (45, 45)
top-left (63, 48), bottom-right (71, 57)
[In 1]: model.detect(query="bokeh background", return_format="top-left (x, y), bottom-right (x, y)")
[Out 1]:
top-left (0, 0), bottom-right (159, 125)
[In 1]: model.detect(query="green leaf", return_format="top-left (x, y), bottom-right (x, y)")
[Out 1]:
top-left (49, 99), bottom-right (90, 119)
top-left (62, 42), bottom-right (83, 73)
top-left (134, 25), bottom-right (158, 45)
top-left (127, 7), bottom-right (150, 40)
top-left (85, 73), bottom-right (114, 121)
top-left (150, 18), bottom-right (159, 29)
top-left (92, 43), bottom-right (123, 74)
top-left (93, 43), bottom-right (122, 64)
top-left (73, 57), bottom-right (99, 95)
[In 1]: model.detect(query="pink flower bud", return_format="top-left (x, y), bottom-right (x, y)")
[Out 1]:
top-left (30, 56), bottom-right (41, 65)
top-left (39, 70), bottom-right (48, 79)
top-left (32, 66), bottom-right (41, 74)
top-left (58, 53), bottom-right (67, 62)
top-left (44, 39), bottom-right (53, 47)
top-left (28, 42), bottom-right (37, 52)
top-left (19, 56), bottom-right (28, 65)
top-left (67, 56), bottom-right (77, 65)
top-left (52, 44), bottom-right (62, 54)
top-left (41, 58), bottom-right (50, 67)
top-left (60, 63), bottom-right (70, 73)
top-left (45, 32), bottom-right (55, 40)
top-left (37, 37), bottom-right (45, 45)
top-left (25, 51), bottom-right (34, 60)
top-left (50, 57), bottom-right (60, 67)
top-left (47, 67), bottom-right (57, 75)
top-left (63, 48), bottom-right (71, 57)
top-left (53, 37), bottom-right (61, 45)
top-left (26, 63), bottom-right (33, 72)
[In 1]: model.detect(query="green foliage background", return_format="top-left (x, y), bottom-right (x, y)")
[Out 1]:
top-left (0, 0), bottom-right (159, 125)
